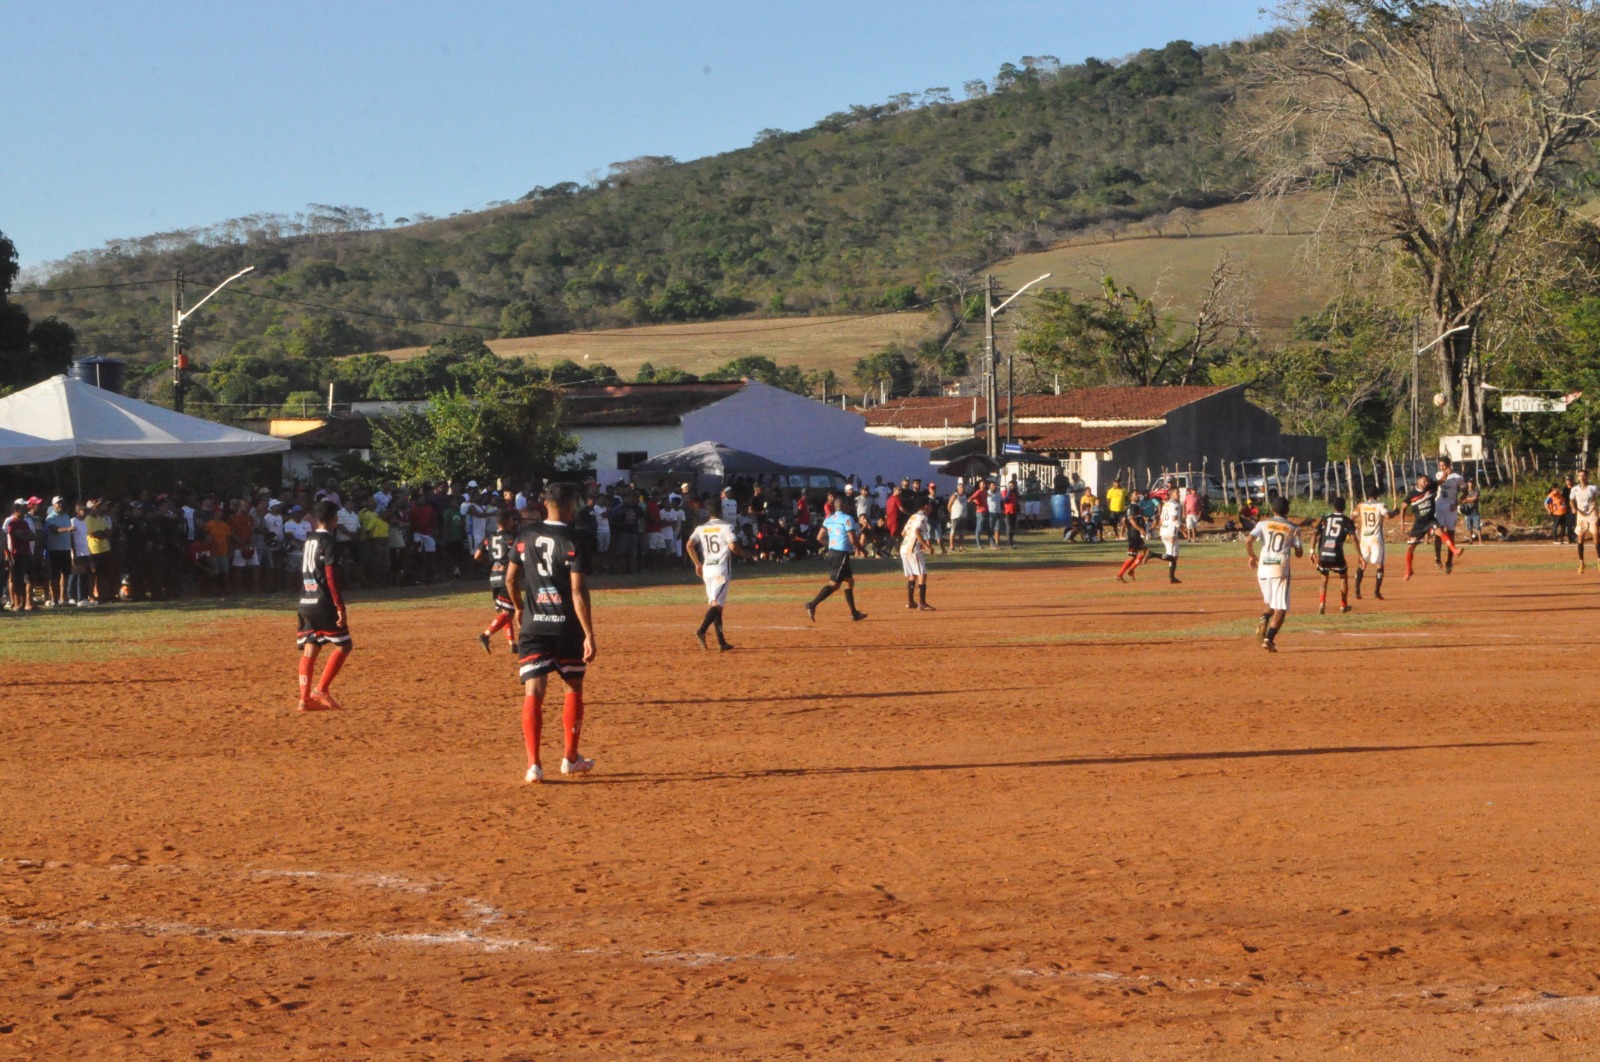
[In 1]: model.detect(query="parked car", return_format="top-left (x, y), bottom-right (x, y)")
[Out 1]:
top-left (1232, 458), bottom-right (1319, 501)
top-left (1147, 471), bottom-right (1223, 500)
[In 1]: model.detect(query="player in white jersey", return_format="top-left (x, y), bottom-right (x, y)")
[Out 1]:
top-left (686, 516), bottom-right (752, 650)
top-left (1433, 456), bottom-right (1466, 573)
top-left (1571, 469), bottom-right (1600, 572)
top-left (1353, 486), bottom-right (1396, 600)
top-left (1158, 493), bottom-right (1183, 583)
top-left (1246, 495), bottom-right (1303, 652)
top-left (898, 497), bottom-right (936, 611)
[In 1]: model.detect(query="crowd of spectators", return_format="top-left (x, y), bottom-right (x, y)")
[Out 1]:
top-left (0, 469), bottom-right (1228, 614)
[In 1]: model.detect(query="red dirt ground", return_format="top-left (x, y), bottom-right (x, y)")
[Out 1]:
top-left (2, 540), bottom-right (1598, 1059)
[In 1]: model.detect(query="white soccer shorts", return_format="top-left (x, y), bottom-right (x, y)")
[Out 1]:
top-left (1579, 514), bottom-right (1599, 539)
top-left (703, 572), bottom-right (729, 608)
top-left (900, 551), bottom-right (927, 578)
top-left (1258, 574), bottom-right (1291, 611)
top-left (1435, 511), bottom-right (1459, 533)
top-left (1161, 535), bottom-right (1179, 559)
top-left (1359, 539), bottom-right (1385, 566)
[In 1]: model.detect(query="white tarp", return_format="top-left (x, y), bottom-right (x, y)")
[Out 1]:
top-left (0, 424), bottom-right (73, 465)
top-left (0, 375), bottom-right (289, 460)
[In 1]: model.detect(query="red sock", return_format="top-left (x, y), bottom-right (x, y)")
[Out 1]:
top-left (1439, 529), bottom-right (1459, 556)
top-left (486, 612), bottom-right (511, 636)
top-left (297, 655), bottom-right (314, 704)
top-left (1319, 591), bottom-right (1326, 607)
top-left (1116, 558), bottom-right (1133, 578)
top-left (1405, 545), bottom-right (1416, 577)
top-left (317, 647), bottom-right (348, 693)
top-left (522, 694), bottom-right (543, 766)
top-left (563, 690), bottom-right (584, 761)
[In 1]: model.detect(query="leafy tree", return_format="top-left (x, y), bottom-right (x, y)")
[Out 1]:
top-left (371, 383), bottom-right (579, 485)
top-left (852, 346), bottom-right (915, 398)
top-left (284, 314), bottom-right (371, 360)
top-left (427, 332), bottom-right (494, 360)
top-left (498, 299), bottom-right (561, 338)
top-left (27, 316), bottom-right (76, 376)
top-left (648, 281), bottom-right (725, 322)
top-left (702, 355), bottom-right (807, 393)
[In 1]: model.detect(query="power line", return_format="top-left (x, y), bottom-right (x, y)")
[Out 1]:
top-left (12, 278), bottom-right (170, 295)
top-left (218, 286), bottom-right (501, 332)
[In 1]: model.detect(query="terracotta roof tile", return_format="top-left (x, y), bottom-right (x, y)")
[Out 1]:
top-left (289, 418), bottom-right (375, 449)
top-left (1013, 425), bottom-right (1146, 452)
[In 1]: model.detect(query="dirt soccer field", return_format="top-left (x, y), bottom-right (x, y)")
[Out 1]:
top-left (2, 537), bottom-right (1597, 1059)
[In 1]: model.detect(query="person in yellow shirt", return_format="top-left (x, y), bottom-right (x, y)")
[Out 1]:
top-left (84, 499), bottom-right (113, 604)
top-left (1104, 479), bottom-right (1127, 535)
top-left (357, 499), bottom-right (388, 587)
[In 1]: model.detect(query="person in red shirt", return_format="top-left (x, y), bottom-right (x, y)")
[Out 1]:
top-left (644, 490), bottom-right (665, 571)
top-left (408, 495), bottom-right (439, 583)
top-left (969, 479), bottom-right (991, 549)
top-left (1001, 478), bottom-right (1021, 548)
top-left (885, 490), bottom-right (903, 539)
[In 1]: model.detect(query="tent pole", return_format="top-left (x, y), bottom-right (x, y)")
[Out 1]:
top-left (75, 457), bottom-right (82, 500)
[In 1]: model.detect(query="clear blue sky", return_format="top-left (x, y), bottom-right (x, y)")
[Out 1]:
top-left (3, 0), bottom-right (1271, 271)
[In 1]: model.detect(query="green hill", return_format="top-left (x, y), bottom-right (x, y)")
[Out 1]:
top-left (12, 40), bottom-right (1258, 388)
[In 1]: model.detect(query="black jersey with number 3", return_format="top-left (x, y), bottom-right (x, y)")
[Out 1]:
top-left (486, 530), bottom-right (514, 590)
top-left (1315, 512), bottom-right (1354, 564)
top-left (514, 521), bottom-right (592, 636)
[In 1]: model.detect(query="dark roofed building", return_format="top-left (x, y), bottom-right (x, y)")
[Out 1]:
top-left (861, 385), bottom-right (1324, 493)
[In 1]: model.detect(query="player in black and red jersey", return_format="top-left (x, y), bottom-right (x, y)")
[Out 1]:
top-left (1115, 490), bottom-right (1150, 582)
top-left (505, 482), bottom-right (598, 784)
top-left (1313, 497), bottom-right (1355, 615)
top-left (295, 500), bottom-right (353, 711)
top-left (475, 508), bottom-right (520, 653)
top-left (1401, 474), bottom-right (1438, 582)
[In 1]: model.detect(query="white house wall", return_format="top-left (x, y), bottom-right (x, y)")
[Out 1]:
top-left (682, 381), bottom-right (954, 487)
top-left (574, 424), bottom-right (686, 483)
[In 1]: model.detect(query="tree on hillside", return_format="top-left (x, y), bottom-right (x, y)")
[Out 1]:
top-left (372, 384), bottom-right (580, 485)
top-left (0, 230), bottom-right (75, 391)
top-left (1240, 0), bottom-right (1600, 433)
top-left (1016, 259), bottom-right (1254, 387)
top-left (853, 346), bottom-right (915, 401)
top-left (701, 355), bottom-right (808, 394)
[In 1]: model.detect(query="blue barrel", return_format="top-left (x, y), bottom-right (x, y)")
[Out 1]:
top-left (1050, 493), bottom-right (1070, 527)
top-left (69, 357), bottom-right (126, 394)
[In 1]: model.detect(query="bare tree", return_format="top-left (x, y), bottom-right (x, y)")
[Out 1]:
top-left (1237, 0), bottom-right (1600, 432)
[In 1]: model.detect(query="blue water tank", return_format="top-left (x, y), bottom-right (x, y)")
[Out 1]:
top-left (1050, 493), bottom-right (1071, 527)
top-left (69, 357), bottom-right (126, 394)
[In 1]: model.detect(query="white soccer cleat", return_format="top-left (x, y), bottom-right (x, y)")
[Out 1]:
top-left (560, 756), bottom-right (595, 776)
top-left (525, 764), bottom-right (544, 784)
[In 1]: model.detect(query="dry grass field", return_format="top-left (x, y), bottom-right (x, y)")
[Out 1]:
top-left (378, 312), bottom-right (939, 381)
top-left (3, 535), bottom-right (1599, 1058)
top-left (989, 196), bottom-right (1331, 337)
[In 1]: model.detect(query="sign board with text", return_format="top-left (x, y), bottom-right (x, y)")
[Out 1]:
top-left (1500, 395), bottom-right (1567, 414)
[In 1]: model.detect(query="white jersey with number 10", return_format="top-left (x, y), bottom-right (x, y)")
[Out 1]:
top-left (1250, 517), bottom-right (1300, 576)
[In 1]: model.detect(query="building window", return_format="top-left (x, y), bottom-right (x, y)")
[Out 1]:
top-left (616, 450), bottom-right (648, 471)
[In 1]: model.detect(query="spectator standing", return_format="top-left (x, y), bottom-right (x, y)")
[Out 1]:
top-left (85, 499), bottom-right (113, 604)
top-left (1104, 478), bottom-right (1128, 534)
top-left (4, 499), bottom-right (36, 611)
top-left (1182, 486), bottom-right (1202, 542)
top-left (44, 496), bottom-right (73, 606)
top-left (969, 479), bottom-right (990, 548)
top-left (1001, 478), bottom-right (1020, 548)
top-left (947, 485), bottom-right (968, 551)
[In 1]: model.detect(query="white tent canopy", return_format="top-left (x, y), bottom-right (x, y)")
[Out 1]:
top-left (0, 375), bottom-right (288, 460)
top-left (0, 425), bottom-right (73, 466)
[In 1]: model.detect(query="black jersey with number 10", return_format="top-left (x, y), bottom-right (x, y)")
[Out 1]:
top-left (514, 521), bottom-right (592, 634)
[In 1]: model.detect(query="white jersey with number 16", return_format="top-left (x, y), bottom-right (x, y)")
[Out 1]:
top-left (692, 519), bottom-right (737, 576)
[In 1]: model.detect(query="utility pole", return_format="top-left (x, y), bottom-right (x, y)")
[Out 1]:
top-left (169, 265), bottom-right (256, 414)
top-left (171, 271), bottom-right (187, 413)
top-left (1410, 316), bottom-right (1419, 469)
top-left (985, 274), bottom-right (998, 460)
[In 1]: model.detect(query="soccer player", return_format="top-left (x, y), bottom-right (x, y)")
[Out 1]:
top-left (899, 496), bottom-right (935, 610)
top-left (1314, 497), bottom-right (1355, 614)
top-left (687, 506), bottom-right (753, 650)
top-left (1432, 456), bottom-right (1466, 573)
top-left (1158, 489), bottom-right (1183, 583)
top-left (1354, 486), bottom-right (1395, 600)
top-left (476, 508), bottom-right (520, 652)
top-left (1401, 474), bottom-right (1440, 581)
top-left (1571, 469), bottom-right (1600, 572)
top-left (1246, 494), bottom-right (1303, 652)
top-left (295, 500), bottom-right (353, 711)
top-left (806, 489), bottom-right (867, 622)
top-left (1115, 490), bottom-right (1150, 582)
top-left (506, 482), bottom-right (597, 783)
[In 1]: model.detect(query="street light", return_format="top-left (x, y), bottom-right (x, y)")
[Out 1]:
top-left (985, 271), bottom-right (1053, 459)
top-left (1410, 322), bottom-right (1471, 465)
top-left (172, 265), bottom-right (255, 412)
